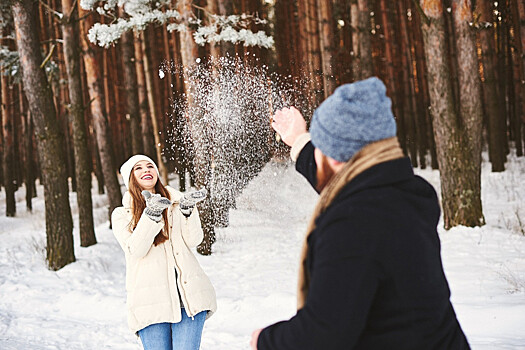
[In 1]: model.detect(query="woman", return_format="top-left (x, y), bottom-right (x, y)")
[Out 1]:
top-left (112, 154), bottom-right (216, 350)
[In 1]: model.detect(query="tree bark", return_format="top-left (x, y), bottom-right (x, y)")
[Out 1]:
top-left (133, 34), bottom-right (155, 159)
top-left (169, 30), bottom-right (189, 192)
top-left (510, 0), bottom-right (524, 154)
top-left (140, 30), bottom-right (169, 185)
top-left (477, 0), bottom-right (506, 171)
top-left (411, 0), bottom-right (438, 169)
top-left (19, 84), bottom-right (34, 210)
top-left (513, 0), bottom-right (525, 123)
top-left (496, 3), bottom-right (510, 156)
top-left (420, 0), bottom-right (485, 229)
top-left (178, 0), bottom-right (215, 255)
top-left (1, 68), bottom-right (16, 217)
top-left (316, 0), bottom-right (336, 97)
top-left (335, 0), bottom-right (353, 84)
top-left (77, 5), bottom-right (122, 218)
top-left (11, 0), bottom-right (75, 269)
top-left (307, 0), bottom-right (323, 103)
top-left (297, 0), bottom-right (310, 77)
top-left (396, 1), bottom-right (420, 166)
top-left (217, 0), bottom-right (236, 57)
top-left (451, 0), bottom-right (484, 222)
top-left (205, 0), bottom-right (221, 59)
top-left (119, 12), bottom-right (143, 155)
top-left (61, 0), bottom-right (96, 247)
top-left (354, 0), bottom-right (374, 79)
top-left (274, 0), bottom-right (293, 76)
top-left (92, 136), bottom-right (105, 195)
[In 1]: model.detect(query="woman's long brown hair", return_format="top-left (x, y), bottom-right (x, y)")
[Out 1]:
top-left (128, 172), bottom-right (171, 246)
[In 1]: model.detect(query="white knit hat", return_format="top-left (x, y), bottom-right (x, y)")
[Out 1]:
top-left (119, 155), bottom-right (161, 189)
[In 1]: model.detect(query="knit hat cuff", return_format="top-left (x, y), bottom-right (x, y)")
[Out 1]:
top-left (310, 115), bottom-right (367, 162)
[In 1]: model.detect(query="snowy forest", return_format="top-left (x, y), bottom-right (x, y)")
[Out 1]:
top-left (1, 0), bottom-right (525, 348)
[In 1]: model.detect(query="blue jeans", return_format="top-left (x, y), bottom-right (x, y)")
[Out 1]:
top-left (138, 311), bottom-right (206, 350)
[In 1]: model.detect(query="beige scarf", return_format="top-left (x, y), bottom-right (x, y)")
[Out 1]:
top-left (297, 136), bottom-right (404, 309)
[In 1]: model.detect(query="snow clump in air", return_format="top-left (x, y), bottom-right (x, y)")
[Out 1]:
top-left (161, 55), bottom-right (314, 226)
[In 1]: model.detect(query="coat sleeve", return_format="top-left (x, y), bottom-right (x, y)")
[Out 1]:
top-left (257, 219), bottom-right (380, 350)
top-left (179, 206), bottom-right (204, 248)
top-left (111, 207), bottom-right (164, 259)
top-left (295, 141), bottom-right (318, 193)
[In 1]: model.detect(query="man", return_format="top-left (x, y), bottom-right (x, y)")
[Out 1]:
top-left (250, 77), bottom-right (470, 349)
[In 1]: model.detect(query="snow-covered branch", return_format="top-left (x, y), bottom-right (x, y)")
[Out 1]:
top-left (192, 14), bottom-right (274, 48)
top-left (80, 0), bottom-right (274, 49)
top-left (86, 9), bottom-right (180, 48)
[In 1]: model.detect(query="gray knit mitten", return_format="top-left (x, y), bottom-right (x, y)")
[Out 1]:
top-left (179, 188), bottom-right (207, 217)
top-left (142, 190), bottom-right (172, 222)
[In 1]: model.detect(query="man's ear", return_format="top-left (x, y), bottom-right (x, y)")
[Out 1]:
top-left (327, 156), bottom-right (345, 172)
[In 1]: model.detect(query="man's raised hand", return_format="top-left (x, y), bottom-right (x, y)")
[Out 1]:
top-left (271, 106), bottom-right (308, 147)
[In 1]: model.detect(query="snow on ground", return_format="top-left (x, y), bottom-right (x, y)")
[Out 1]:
top-left (1, 153), bottom-right (525, 349)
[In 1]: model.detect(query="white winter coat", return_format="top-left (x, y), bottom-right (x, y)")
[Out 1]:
top-left (111, 186), bottom-right (217, 334)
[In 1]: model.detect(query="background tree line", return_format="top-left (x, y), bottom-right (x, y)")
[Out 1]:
top-left (0, 0), bottom-right (523, 270)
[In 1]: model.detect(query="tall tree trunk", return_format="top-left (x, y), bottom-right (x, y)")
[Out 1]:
top-left (205, 0), bottom-right (221, 59)
top-left (307, 0), bottom-right (323, 103)
top-left (140, 30), bottom-right (169, 185)
top-left (119, 8), bottom-right (143, 155)
top-left (77, 6), bottom-right (122, 218)
top-left (351, 0), bottom-right (360, 79)
top-left (0, 101), bottom-right (2, 193)
top-left (274, 0), bottom-right (293, 76)
top-left (517, 0), bottom-right (525, 123)
top-left (513, 0), bottom-right (525, 121)
top-left (20, 84), bottom-right (34, 210)
top-left (169, 30), bottom-right (189, 192)
top-left (354, 0), bottom-right (374, 79)
top-left (133, 34), bottom-right (155, 159)
top-left (510, 0), bottom-right (524, 154)
top-left (178, 0), bottom-right (215, 255)
top-left (61, 0), bottom-right (96, 247)
top-left (92, 136), bottom-right (105, 194)
top-left (396, 0), bottom-right (420, 166)
top-left (451, 0), bottom-right (484, 222)
top-left (411, 0), bottom-right (438, 169)
top-left (1, 69), bottom-right (16, 217)
top-left (477, 0), bottom-right (506, 171)
top-left (419, 0), bottom-right (485, 229)
top-left (316, 0), bottom-right (336, 97)
top-left (496, 2), bottom-right (510, 156)
top-left (11, 0), bottom-right (75, 269)
top-left (297, 0), bottom-right (310, 77)
top-left (217, 0), bottom-right (236, 57)
top-left (335, 0), bottom-right (353, 84)
top-left (148, 29), bottom-right (167, 158)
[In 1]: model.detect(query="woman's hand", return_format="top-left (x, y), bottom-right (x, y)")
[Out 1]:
top-left (142, 190), bottom-right (171, 222)
top-left (271, 106), bottom-right (308, 147)
top-left (179, 188), bottom-right (207, 217)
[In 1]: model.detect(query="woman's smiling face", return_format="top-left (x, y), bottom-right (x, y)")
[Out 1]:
top-left (133, 160), bottom-right (158, 192)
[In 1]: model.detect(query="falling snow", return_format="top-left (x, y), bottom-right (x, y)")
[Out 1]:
top-left (161, 55), bottom-right (318, 224)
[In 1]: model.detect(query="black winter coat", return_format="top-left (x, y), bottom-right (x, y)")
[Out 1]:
top-left (258, 142), bottom-right (470, 350)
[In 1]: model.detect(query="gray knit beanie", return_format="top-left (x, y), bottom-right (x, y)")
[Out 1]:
top-left (310, 77), bottom-right (397, 162)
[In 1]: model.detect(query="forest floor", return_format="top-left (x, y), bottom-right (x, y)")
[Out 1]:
top-left (1, 151), bottom-right (525, 349)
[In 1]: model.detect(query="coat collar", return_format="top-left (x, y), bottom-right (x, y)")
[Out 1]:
top-left (121, 185), bottom-right (183, 209)
top-left (337, 157), bottom-right (414, 200)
